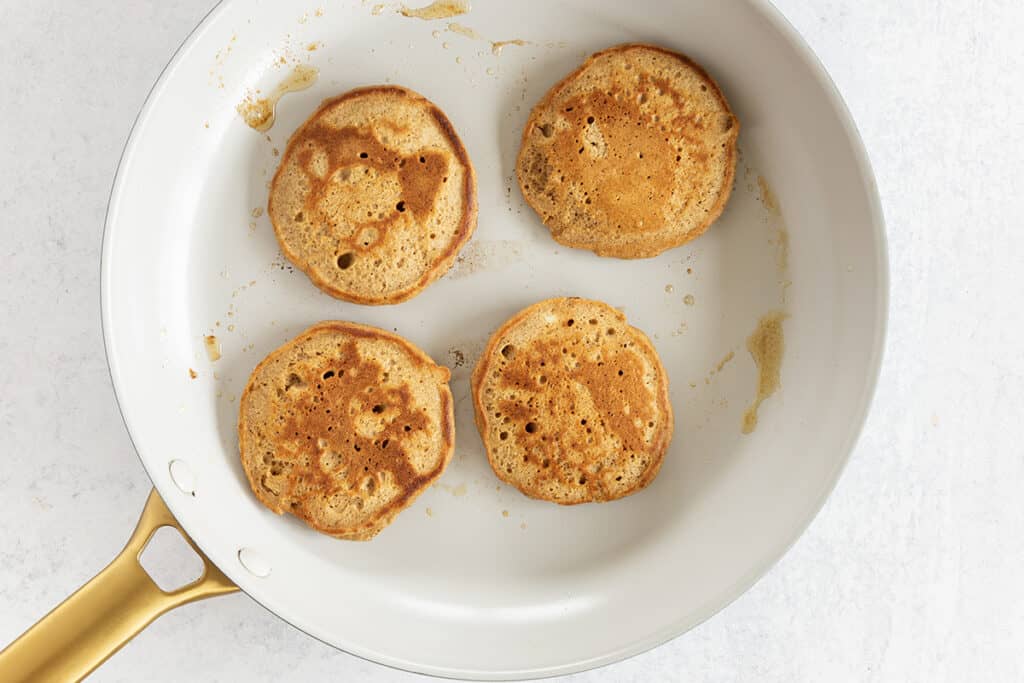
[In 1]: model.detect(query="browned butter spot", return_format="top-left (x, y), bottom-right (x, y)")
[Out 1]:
top-left (447, 22), bottom-right (479, 38)
top-left (237, 64), bottom-right (319, 132)
top-left (399, 0), bottom-right (470, 20)
top-left (758, 175), bottom-right (779, 214)
top-left (742, 312), bottom-right (786, 434)
top-left (491, 39), bottom-right (529, 56)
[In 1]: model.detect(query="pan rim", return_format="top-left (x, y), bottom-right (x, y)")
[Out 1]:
top-left (99, 0), bottom-right (889, 678)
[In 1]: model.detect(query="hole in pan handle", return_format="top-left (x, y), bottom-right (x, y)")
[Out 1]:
top-left (0, 489), bottom-right (238, 682)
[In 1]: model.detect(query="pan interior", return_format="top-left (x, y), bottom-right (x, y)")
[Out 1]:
top-left (102, 0), bottom-right (885, 678)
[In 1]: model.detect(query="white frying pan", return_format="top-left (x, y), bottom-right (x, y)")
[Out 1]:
top-left (0, 0), bottom-right (886, 679)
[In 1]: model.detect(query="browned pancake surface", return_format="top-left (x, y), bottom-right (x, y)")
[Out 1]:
top-left (516, 44), bottom-right (739, 258)
top-left (472, 298), bottom-right (673, 504)
top-left (239, 321), bottom-right (454, 540)
top-left (270, 86), bottom-right (477, 304)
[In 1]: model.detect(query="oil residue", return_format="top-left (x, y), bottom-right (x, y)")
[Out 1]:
top-left (447, 22), bottom-right (479, 38)
top-left (715, 351), bottom-right (735, 373)
top-left (742, 312), bottom-right (786, 434)
top-left (209, 34), bottom-right (237, 89)
top-left (400, 0), bottom-right (470, 20)
top-left (491, 39), bottom-right (529, 55)
top-left (697, 350), bottom-right (734, 387)
top-left (775, 225), bottom-right (790, 273)
top-left (757, 174), bottom-right (791, 299)
top-left (237, 64), bottom-right (319, 132)
top-left (204, 335), bottom-right (222, 362)
top-left (757, 175), bottom-right (779, 214)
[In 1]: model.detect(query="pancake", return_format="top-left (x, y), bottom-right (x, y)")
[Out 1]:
top-left (472, 298), bottom-right (673, 504)
top-left (269, 86), bottom-right (477, 304)
top-left (239, 321), bottom-right (454, 540)
top-left (516, 44), bottom-right (739, 259)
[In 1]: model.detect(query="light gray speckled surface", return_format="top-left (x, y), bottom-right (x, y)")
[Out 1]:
top-left (1, 1), bottom-right (1023, 681)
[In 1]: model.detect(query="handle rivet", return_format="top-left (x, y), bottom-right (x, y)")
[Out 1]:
top-left (237, 548), bottom-right (271, 578)
top-left (168, 460), bottom-right (196, 496)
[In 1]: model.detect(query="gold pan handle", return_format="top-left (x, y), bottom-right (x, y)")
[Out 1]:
top-left (0, 489), bottom-right (238, 682)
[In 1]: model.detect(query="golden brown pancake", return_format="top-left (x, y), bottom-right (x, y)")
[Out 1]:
top-left (472, 298), bottom-right (673, 504)
top-left (239, 321), bottom-right (454, 540)
top-left (516, 44), bottom-right (739, 259)
top-left (269, 86), bottom-right (477, 304)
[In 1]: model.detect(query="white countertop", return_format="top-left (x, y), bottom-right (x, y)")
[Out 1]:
top-left (2, 1), bottom-right (1022, 681)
